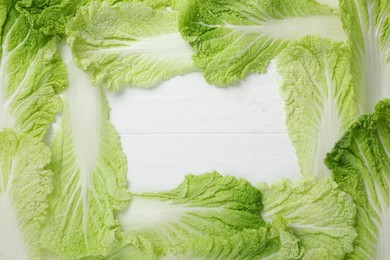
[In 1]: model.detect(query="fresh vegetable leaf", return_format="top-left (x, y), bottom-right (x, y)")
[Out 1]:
top-left (117, 172), bottom-right (302, 259)
top-left (315, 0), bottom-right (339, 9)
top-left (67, 1), bottom-right (195, 91)
top-left (40, 44), bottom-right (131, 259)
top-left (0, 6), bottom-right (66, 139)
top-left (15, 0), bottom-right (89, 36)
top-left (277, 36), bottom-right (357, 178)
top-left (261, 216), bottom-right (304, 260)
top-left (179, 0), bottom-right (346, 86)
top-left (117, 172), bottom-right (265, 257)
top-left (0, 129), bottom-right (52, 260)
top-left (326, 99), bottom-right (390, 259)
top-left (258, 177), bottom-right (357, 259)
top-left (98, 224), bottom-right (302, 260)
top-left (157, 226), bottom-right (303, 260)
top-left (0, 0), bottom-right (14, 32)
top-left (108, 0), bottom-right (188, 10)
top-left (340, 0), bottom-right (390, 113)
top-left (101, 237), bottom-right (158, 260)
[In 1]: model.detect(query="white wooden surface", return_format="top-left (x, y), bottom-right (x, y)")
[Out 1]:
top-left (107, 62), bottom-right (301, 192)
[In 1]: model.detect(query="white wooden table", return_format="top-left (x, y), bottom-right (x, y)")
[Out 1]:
top-left (107, 61), bottom-right (300, 192)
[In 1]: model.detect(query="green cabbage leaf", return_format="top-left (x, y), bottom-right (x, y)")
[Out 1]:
top-left (67, 1), bottom-right (195, 91)
top-left (259, 177), bottom-right (357, 259)
top-left (0, 130), bottom-right (52, 260)
top-left (15, 0), bottom-right (89, 36)
top-left (108, 0), bottom-right (188, 10)
top-left (116, 172), bottom-right (304, 259)
top-left (341, 0), bottom-right (390, 113)
top-left (39, 44), bottom-right (131, 259)
top-left (326, 99), bottom-right (390, 259)
top-left (277, 37), bottom-right (357, 178)
top-left (0, 4), bottom-right (66, 139)
top-left (179, 0), bottom-right (345, 86)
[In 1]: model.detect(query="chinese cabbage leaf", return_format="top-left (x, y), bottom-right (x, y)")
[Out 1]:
top-left (117, 172), bottom-right (303, 259)
top-left (259, 177), bottom-right (357, 259)
top-left (40, 44), bottom-right (131, 259)
top-left (277, 37), bottom-right (357, 178)
top-left (340, 0), bottom-right (390, 113)
top-left (179, 0), bottom-right (345, 86)
top-left (15, 0), bottom-right (88, 36)
top-left (0, 6), bottom-right (66, 139)
top-left (326, 99), bottom-right (390, 259)
top-left (108, 0), bottom-right (188, 10)
top-left (0, 130), bottom-right (52, 260)
top-left (315, 0), bottom-right (339, 9)
top-left (67, 1), bottom-right (195, 91)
